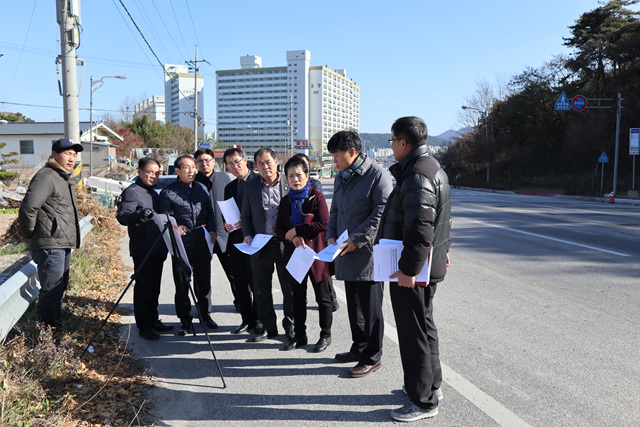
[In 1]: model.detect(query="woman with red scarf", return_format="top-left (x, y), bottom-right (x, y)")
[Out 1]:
top-left (275, 156), bottom-right (333, 353)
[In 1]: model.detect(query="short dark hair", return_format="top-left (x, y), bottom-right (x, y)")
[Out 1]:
top-left (292, 152), bottom-right (310, 165)
top-left (255, 148), bottom-right (277, 162)
top-left (194, 148), bottom-right (215, 159)
top-left (284, 156), bottom-right (309, 176)
top-left (224, 147), bottom-right (245, 163)
top-left (327, 130), bottom-right (362, 154)
top-left (138, 157), bottom-right (160, 171)
top-left (174, 155), bottom-right (195, 169)
top-left (391, 116), bottom-right (428, 147)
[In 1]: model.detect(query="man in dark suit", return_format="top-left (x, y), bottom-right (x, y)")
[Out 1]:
top-left (193, 148), bottom-right (234, 313)
top-left (223, 147), bottom-right (261, 335)
top-left (241, 148), bottom-right (293, 342)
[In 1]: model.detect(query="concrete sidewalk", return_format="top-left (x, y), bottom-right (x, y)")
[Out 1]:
top-left (117, 237), bottom-right (445, 426)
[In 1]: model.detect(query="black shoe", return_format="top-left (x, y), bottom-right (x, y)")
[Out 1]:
top-left (335, 351), bottom-right (360, 363)
top-left (282, 336), bottom-right (308, 351)
top-left (253, 323), bottom-right (264, 335)
top-left (251, 329), bottom-right (277, 342)
top-left (204, 315), bottom-right (219, 330)
top-left (232, 324), bottom-right (249, 334)
top-left (314, 337), bottom-right (331, 353)
top-left (139, 329), bottom-right (160, 341)
top-left (178, 320), bottom-right (193, 336)
top-left (153, 320), bottom-right (173, 332)
top-left (332, 297), bottom-right (340, 312)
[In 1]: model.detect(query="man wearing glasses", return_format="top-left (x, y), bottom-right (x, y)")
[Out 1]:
top-left (241, 148), bottom-right (294, 342)
top-left (222, 147), bottom-right (261, 335)
top-left (117, 157), bottom-right (172, 340)
top-left (193, 148), bottom-right (234, 315)
top-left (160, 155), bottom-right (217, 336)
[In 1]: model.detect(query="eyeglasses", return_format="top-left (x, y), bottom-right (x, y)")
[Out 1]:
top-left (142, 170), bottom-right (160, 176)
top-left (196, 157), bottom-right (214, 165)
top-left (388, 137), bottom-right (405, 146)
top-left (226, 158), bottom-right (244, 168)
top-left (179, 165), bottom-right (197, 171)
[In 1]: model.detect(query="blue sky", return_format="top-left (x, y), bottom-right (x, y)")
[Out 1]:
top-left (0, 0), bottom-right (630, 137)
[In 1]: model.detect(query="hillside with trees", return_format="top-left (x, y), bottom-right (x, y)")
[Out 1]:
top-left (438, 0), bottom-right (640, 196)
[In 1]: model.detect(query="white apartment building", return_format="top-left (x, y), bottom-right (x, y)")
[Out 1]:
top-left (216, 50), bottom-right (359, 156)
top-left (164, 64), bottom-right (204, 137)
top-left (133, 95), bottom-right (165, 123)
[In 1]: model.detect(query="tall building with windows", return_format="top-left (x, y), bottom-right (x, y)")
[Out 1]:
top-left (216, 50), bottom-right (359, 156)
top-left (164, 64), bottom-right (204, 137)
top-left (133, 95), bottom-right (165, 123)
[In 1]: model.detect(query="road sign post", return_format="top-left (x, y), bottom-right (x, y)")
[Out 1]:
top-left (598, 151), bottom-right (609, 196)
top-left (630, 128), bottom-right (639, 190)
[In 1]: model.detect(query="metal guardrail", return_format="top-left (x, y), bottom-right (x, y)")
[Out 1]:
top-left (0, 215), bottom-right (94, 343)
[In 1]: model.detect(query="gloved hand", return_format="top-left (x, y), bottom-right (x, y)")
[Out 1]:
top-left (137, 208), bottom-right (153, 219)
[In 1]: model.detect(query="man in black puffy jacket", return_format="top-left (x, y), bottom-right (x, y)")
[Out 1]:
top-left (159, 155), bottom-right (217, 335)
top-left (380, 116), bottom-right (451, 422)
top-left (116, 157), bottom-right (172, 341)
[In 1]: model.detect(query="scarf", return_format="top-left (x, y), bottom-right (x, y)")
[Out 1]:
top-left (289, 183), bottom-right (310, 226)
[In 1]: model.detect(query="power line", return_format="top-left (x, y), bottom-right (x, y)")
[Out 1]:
top-left (1, 100), bottom-right (121, 113)
top-left (115, 0), bottom-right (198, 120)
top-left (151, 1), bottom-right (189, 60)
top-left (170, 0), bottom-right (191, 58)
top-left (2, 0), bottom-right (39, 102)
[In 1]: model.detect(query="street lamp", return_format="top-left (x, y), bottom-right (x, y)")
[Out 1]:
top-left (462, 105), bottom-right (490, 184)
top-left (89, 75), bottom-right (126, 176)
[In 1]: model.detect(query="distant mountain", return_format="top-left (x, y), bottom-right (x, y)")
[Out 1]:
top-left (360, 129), bottom-right (469, 149)
top-left (435, 128), bottom-right (472, 141)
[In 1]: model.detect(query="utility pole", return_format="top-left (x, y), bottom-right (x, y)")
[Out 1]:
top-left (186, 45), bottom-right (208, 152)
top-left (56, 0), bottom-right (81, 148)
top-left (612, 93), bottom-right (622, 197)
top-left (289, 93), bottom-right (294, 157)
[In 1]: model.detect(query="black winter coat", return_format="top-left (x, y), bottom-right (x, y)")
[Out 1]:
top-left (116, 177), bottom-right (168, 257)
top-left (159, 180), bottom-right (215, 250)
top-left (380, 145), bottom-right (451, 283)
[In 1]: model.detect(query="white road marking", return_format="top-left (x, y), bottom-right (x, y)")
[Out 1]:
top-left (333, 286), bottom-right (533, 426)
top-left (475, 221), bottom-right (630, 257)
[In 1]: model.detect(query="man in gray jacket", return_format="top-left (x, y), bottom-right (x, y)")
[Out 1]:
top-left (19, 137), bottom-right (82, 329)
top-left (326, 130), bottom-right (392, 378)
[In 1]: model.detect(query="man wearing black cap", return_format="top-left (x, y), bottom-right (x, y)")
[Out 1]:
top-left (19, 137), bottom-right (83, 330)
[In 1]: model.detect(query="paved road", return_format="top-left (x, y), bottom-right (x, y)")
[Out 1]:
top-left (116, 184), bottom-right (640, 426)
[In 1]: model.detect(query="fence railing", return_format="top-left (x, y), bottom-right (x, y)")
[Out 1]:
top-left (0, 215), bottom-right (94, 343)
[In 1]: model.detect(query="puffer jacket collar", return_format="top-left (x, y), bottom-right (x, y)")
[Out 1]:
top-left (389, 145), bottom-right (429, 181)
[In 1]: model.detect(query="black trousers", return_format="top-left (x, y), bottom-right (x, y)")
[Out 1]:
top-left (291, 274), bottom-right (332, 339)
top-left (132, 253), bottom-right (167, 331)
top-left (344, 280), bottom-right (384, 365)
top-left (32, 248), bottom-right (71, 327)
top-left (390, 282), bottom-right (441, 410)
top-left (228, 240), bottom-right (258, 328)
top-left (212, 240), bottom-right (235, 305)
top-left (172, 246), bottom-right (212, 323)
top-left (249, 239), bottom-right (294, 338)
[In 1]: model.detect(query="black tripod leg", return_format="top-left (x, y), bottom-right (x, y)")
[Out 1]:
top-left (80, 221), bottom-right (171, 360)
top-left (167, 214), bottom-right (226, 388)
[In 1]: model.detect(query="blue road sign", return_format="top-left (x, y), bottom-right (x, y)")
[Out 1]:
top-left (199, 142), bottom-right (211, 147)
top-left (572, 95), bottom-right (587, 111)
top-left (598, 152), bottom-right (609, 163)
top-left (555, 92), bottom-right (571, 111)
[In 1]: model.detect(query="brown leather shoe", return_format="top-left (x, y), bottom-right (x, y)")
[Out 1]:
top-left (349, 361), bottom-right (382, 378)
top-left (335, 351), bottom-right (361, 363)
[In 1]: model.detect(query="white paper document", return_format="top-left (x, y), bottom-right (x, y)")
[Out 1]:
top-left (203, 225), bottom-right (215, 257)
top-left (217, 199), bottom-right (241, 230)
top-left (286, 246), bottom-right (318, 284)
top-left (314, 229), bottom-right (349, 262)
top-left (373, 239), bottom-right (432, 283)
top-left (233, 233), bottom-right (273, 255)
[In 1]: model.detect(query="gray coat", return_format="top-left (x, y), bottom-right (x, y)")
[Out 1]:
top-left (19, 160), bottom-right (80, 250)
top-left (327, 155), bottom-right (392, 281)
top-left (195, 171), bottom-right (231, 246)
